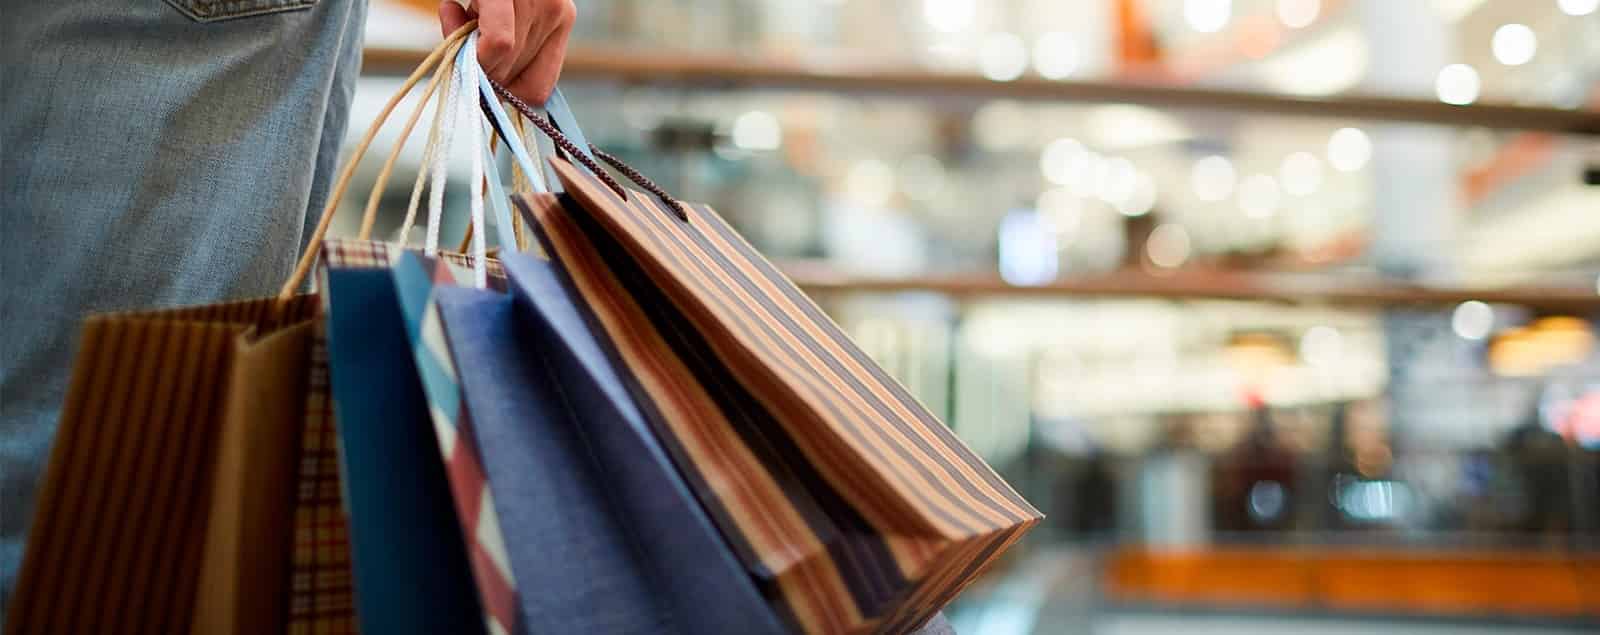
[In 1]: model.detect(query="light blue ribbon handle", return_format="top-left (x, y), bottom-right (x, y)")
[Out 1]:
top-left (460, 41), bottom-right (540, 251)
top-left (475, 78), bottom-right (601, 193)
top-left (479, 128), bottom-right (519, 251)
top-left (476, 71), bottom-right (548, 194)
top-left (544, 88), bottom-right (598, 167)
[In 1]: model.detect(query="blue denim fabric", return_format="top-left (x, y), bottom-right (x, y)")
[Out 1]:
top-left (0, 0), bottom-right (366, 594)
top-left (436, 286), bottom-right (678, 633)
top-left (500, 252), bottom-right (788, 635)
top-left (324, 268), bottom-right (485, 634)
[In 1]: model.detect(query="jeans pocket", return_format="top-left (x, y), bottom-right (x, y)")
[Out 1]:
top-left (165, 0), bottom-right (317, 23)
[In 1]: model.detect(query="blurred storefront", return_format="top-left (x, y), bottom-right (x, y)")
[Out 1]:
top-left (351, 1), bottom-right (1599, 632)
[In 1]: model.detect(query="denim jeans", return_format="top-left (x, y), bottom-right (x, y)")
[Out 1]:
top-left (0, 0), bottom-right (366, 596)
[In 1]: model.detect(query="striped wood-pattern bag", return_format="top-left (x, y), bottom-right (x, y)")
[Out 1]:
top-left (519, 158), bottom-right (1042, 634)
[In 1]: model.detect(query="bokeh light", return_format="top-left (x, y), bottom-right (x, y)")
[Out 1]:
top-left (731, 110), bottom-right (781, 151)
top-left (1435, 63), bottom-right (1481, 105)
top-left (1192, 155), bottom-right (1237, 202)
top-left (1239, 174), bottom-right (1282, 219)
top-left (1279, 151), bottom-right (1323, 196)
top-left (1451, 300), bottom-right (1495, 340)
top-left (1033, 31), bottom-right (1080, 79)
top-left (1276, 0), bottom-right (1319, 28)
top-left (1147, 224), bottom-right (1193, 268)
top-left (1491, 23), bottom-right (1537, 66)
top-left (979, 33), bottom-right (1029, 81)
top-left (1327, 127), bottom-right (1372, 172)
top-left (1185, 0), bottom-right (1232, 33)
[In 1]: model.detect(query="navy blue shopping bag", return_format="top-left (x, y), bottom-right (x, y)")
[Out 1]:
top-left (321, 248), bottom-right (485, 635)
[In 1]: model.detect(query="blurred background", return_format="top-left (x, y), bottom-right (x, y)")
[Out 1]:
top-left (345, 1), bottom-right (1599, 632)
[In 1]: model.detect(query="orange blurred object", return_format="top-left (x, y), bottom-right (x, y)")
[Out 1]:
top-left (1106, 546), bottom-right (1598, 618)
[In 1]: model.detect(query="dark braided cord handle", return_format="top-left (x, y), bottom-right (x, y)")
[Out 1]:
top-left (487, 80), bottom-right (688, 221)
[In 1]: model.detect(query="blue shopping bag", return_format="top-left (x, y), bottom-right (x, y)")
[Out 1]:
top-left (419, 258), bottom-right (784, 634)
top-left (321, 251), bottom-right (485, 635)
top-left (497, 250), bottom-right (786, 634)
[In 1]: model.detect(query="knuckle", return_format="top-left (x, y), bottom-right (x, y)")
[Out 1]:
top-left (480, 32), bottom-right (513, 57)
top-left (541, 0), bottom-right (573, 22)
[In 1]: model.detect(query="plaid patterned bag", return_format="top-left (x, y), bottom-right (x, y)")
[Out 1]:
top-left (285, 327), bottom-right (358, 635)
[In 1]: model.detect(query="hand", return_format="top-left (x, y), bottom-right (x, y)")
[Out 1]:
top-left (439, 0), bottom-right (575, 106)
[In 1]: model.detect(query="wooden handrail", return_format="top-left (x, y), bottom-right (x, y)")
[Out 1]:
top-left (779, 265), bottom-right (1600, 312)
top-left (362, 46), bottom-right (1600, 135)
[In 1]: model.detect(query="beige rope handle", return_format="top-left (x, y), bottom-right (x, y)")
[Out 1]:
top-left (355, 36), bottom-right (465, 241)
top-left (396, 51), bottom-right (457, 247)
top-left (508, 111), bottom-right (528, 250)
top-left (456, 221), bottom-right (475, 254)
top-left (278, 22), bottom-right (477, 299)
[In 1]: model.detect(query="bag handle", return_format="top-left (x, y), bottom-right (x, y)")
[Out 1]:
top-left (279, 23), bottom-right (476, 298)
top-left (396, 45), bottom-right (462, 248)
top-left (456, 32), bottom-right (490, 286)
top-left (360, 30), bottom-right (466, 243)
top-left (278, 21), bottom-right (687, 299)
top-left (486, 81), bottom-right (688, 221)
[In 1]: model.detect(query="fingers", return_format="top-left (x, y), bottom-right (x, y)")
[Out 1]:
top-left (504, 17), bottom-right (570, 105)
top-left (504, 0), bottom-right (571, 92)
top-left (473, 0), bottom-right (520, 80)
top-left (439, 0), bottom-right (575, 106)
top-left (437, 0), bottom-right (470, 38)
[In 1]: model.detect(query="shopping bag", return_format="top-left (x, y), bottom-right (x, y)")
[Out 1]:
top-left (5, 24), bottom-right (487, 635)
top-left (378, 52), bottom-right (785, 631)
top-left (305, 28), bottom-right (518, 633)
top-left (318, 242), bottom-right (485, 635)
top-left (283, 329), bottom-right (360, 635)
top-left (498, 251), bottom-right (787, 634)
top-left (393, 249), bottom-right (786, 634)
top-left (5, 296), bottom-right (323, 635)
top-left (430, 282), bottom-right (669, 632)
top-left (517, 160), bottom-right (1043, 633)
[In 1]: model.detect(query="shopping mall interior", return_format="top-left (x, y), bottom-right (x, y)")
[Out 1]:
top-left (349, 1), bottom-right (1598, 632)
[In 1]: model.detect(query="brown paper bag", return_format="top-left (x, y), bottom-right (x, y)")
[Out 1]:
top-left (4, 297), bottom-right (324, 635)
top-left (190, 319), bottom-right (315, 634)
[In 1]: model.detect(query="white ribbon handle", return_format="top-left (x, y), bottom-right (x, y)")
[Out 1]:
top-left (423, 32), bottom-right (489, 287)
